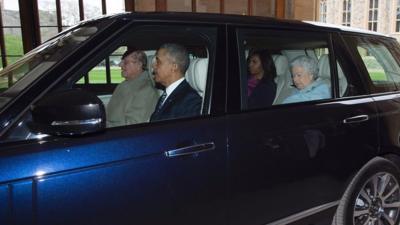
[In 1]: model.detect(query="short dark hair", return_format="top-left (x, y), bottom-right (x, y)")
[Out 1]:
top-left (248, 49), bottom-right (277, 81)
top-left (159, 43), bottom-right (189, 74)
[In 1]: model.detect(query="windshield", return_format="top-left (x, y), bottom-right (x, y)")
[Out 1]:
top-left (0, 19), bottom-right (112, 110)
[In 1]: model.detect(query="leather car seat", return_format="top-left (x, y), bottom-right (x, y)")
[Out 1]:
top-left (272, 55), bottom-right (295, 104)
top-left (185, 58), bottom-right (208, 98)
top-left (318, 54), bottom-right (348, 97)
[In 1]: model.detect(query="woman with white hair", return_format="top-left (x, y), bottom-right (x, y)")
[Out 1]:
top-left (283, 55), bottom-right (331, 104)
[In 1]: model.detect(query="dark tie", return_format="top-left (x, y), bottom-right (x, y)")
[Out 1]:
top-left (155, 91), bottom-right (167, 112)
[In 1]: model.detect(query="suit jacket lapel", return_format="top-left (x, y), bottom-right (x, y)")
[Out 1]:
top-left (157, 80), bottom-right (188, 114)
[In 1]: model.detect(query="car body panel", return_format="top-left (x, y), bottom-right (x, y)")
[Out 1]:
top-left (1, 118), bottom-right (227, 225)
top-left (0, 12), bottom-right (399, 225)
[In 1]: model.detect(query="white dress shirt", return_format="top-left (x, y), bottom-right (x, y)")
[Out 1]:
top-left (161, 77), bottom-right (185, 105)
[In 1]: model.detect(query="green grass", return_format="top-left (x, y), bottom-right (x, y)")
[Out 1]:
top-left (5, 34), bottom-right (24, 56)
top-left (77, 67), bottom-right (123, 84)
top-left (0, 34), bottom-right (24, 68)
top-left (4, 34), bottom-right (24, 66)
top-left (369, 70), bottom-right (387, 81)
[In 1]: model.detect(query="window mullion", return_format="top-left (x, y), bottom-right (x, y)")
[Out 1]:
top-left (79, 0), bottom-right (84, 21)
top-left (56, 0), bottom-right (62, 32)
top-left (0, 6), bottom-right (8, 68)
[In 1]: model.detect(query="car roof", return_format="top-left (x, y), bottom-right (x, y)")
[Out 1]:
top-left (92, 12), bottom-right (391, 39)
top-left (303, 21), bottom-right (389, 37)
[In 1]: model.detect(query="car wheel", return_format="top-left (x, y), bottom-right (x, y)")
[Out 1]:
top-left (333, 157), bottom-right (400, 225)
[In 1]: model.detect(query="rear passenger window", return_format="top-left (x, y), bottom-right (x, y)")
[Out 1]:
top-left (345, 36), bottom-right (400, 93)
top-left (238, 30), bottom-right (333, 110)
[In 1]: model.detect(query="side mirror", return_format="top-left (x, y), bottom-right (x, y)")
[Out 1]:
top-left (30, 89), bottom-right (105, 136)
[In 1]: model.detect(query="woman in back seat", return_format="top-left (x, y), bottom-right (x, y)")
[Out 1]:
top-left (282, 55), bottom-right (330, 104)
top-left (247, 49), bottom-right (277, 109)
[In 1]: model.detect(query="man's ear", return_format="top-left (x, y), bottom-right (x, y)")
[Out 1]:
top-left (171, 63), bottom-right (179, 73)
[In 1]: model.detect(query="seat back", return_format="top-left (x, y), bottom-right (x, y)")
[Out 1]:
top-left (318, 54), bottom-right (331, 84)
top-left (272, 55), bottom-right (295, 104)
top-left (318, 54), bottom-right (348, 96)
top-left (185, 58), bottom-right (208, 97)
top-left (272, 55), bottom-right (289, 104)
top-left (337, 65), bottom-right (348, 97)
top-left (146, 54), bottom-right (156, 86)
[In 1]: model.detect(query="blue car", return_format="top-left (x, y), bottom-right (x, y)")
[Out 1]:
top-left (1, 12), bottom-right (400, 225)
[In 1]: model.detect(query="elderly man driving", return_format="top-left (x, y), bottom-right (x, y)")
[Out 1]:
top-left (283, 55), bottom-right (331, 104)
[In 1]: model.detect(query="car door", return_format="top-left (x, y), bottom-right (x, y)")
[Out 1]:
top-left (341, 35), bottom-right (400, 159)
top-left (226, 27), bottom-right (379, 225)
top-left (0, 20), bottom-right (228, 225)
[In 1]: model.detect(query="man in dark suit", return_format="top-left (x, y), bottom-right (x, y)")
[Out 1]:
top-left (150, 43), bottom-right (202, 122)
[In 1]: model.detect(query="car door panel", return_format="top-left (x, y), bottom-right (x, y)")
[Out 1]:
top-left (0, 185), bottom-right (8, 224)
top-left (227, 28), bottom-right (379, 224)
top-left (0, 117), bottom-right (227, 225)
top-left (227, 99), bottom-right (378, 224)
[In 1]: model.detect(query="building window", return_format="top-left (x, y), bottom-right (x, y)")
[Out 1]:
top-left (368, 0), bottom-right (378, 31)
top-left (396, 0), bottom-right (400, 32)
top-left (38, 0), bottom-right (59, 43)
top-left (342, 0), bottom-right (351, 26)
top-left (320, 0), bottom-right (327, 23)
top-left (37, 0), bottom-right (124, 44)
top-left (0, 0), bottom-right (24, 69)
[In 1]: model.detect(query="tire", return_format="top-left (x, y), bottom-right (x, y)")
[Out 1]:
top-left (333, 157), bottom-right (400, 225)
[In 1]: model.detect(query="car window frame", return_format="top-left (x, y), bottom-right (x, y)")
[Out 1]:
top-left (330, 32), bottom-right (370, 98)
top-left (0, 21), bottom-right (220, 145)
top-left (64, 23), bottom-right (218, 119)
top-left (0, 18), bottom-right (128, 139)
top-left (341, 34), bottom-right (400, 96)
top-left (235, 27), bottom-right (338, 111)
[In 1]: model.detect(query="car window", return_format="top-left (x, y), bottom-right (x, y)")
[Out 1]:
top-left (0, 20), bottom-right (112, 111)
top-left (2, 25), bottom-right (216, 142)
top-left (76, 46), bottom-right (126, 85)
top-left (344, 36), bottom-right (400, 93)
top-left (70, 26), bottom-right (214, 128)
top-left (238, 29), bottom-right (333, 110)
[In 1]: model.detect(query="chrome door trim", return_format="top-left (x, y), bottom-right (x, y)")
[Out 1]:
top-left (265, 200), bottom-right (339, 225)
top-left (51, 118), bottom-right (102, 126)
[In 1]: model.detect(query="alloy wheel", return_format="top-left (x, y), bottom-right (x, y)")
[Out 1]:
top-left (353, 172), bottom-right (400, 225)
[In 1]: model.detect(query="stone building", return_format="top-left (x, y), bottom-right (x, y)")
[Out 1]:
top-left (318, 0), bottom-right (400, 41)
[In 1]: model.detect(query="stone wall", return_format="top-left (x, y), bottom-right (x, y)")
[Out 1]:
top-left (319, 0), bottom-right (400, 41)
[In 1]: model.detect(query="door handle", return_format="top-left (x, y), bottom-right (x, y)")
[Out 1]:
top-left (343, 115), bottom-right (369, 124)
top-left (165, 142), bottom-right (215, 158)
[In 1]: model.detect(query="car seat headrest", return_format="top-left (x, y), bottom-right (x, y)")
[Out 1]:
top-left (185, 58), bottom-right (208, 97)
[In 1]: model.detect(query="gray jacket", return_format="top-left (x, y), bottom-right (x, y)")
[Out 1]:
top-left (106, 71), bottom-right (159, 127)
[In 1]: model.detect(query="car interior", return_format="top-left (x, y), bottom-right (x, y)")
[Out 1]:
top-left (70, 27), bottom-right (213, 120)
top-left (242, 35), bottom-right (350, 108)
top-left (1, 27), bottom-right (215, 141)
